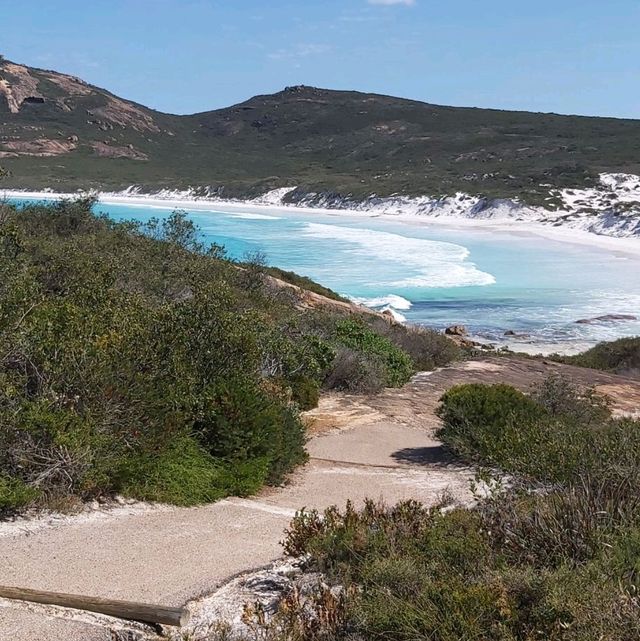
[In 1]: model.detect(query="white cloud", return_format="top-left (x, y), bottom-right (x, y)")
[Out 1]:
top-left (368, 0), bottom-right (415, 5)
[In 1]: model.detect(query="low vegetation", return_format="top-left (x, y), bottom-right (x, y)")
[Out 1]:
top-left (0, 198), bottom-right (458, 513)
top-left (554, 336), bottom-right (640, 378)
top-left (233, 375), bottom-right (640, 641)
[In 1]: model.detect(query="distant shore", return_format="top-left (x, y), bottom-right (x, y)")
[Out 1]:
top-left (4, 187), bottom-right (640, 260)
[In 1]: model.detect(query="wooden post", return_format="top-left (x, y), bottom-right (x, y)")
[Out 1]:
top-left (0, 586), bottom-right (190, 627)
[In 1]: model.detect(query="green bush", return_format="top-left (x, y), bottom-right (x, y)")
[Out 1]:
top-left (436, 383), bottom-right (544, 463)
top-left (117, 437), bottom-right (228, 506)
top-left (289, 376), bottom-right (321, 410)
top-left (279, 495), bottom-right (640, 641)
top-left (368, 318), bottom-right (462, 370)
top-left (531, 373), bottom-right (611, 425)
top-left (324, 347), bottom-right (387, 394)
top-left (265, 377), bottom-right (640, 641)
top-left (0, 475), bottom-right (40, 511)
top-left (435, 379), bottom-right (640, 486)
top-left (557, 336), bottom-right (640, 377)
top-left (333, 318), bottom-right (414, 387)
top-left (194, 377), bottom-right (307, 486)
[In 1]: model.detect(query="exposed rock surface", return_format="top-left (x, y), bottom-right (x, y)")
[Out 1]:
top-left (504, 330), bottom-right (531, 338)
top-left (445, 325), bottom-right (468, 336)
top-left (0, 62), bottom-right (43, 113)
top-left (1, 138), bottom-right (76, 157)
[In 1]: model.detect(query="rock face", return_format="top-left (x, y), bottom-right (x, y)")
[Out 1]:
top-left (1, 138), bottom-right (77, 157)
top-left (0, 61), bottom-right (43, 113)
top-left (445, 325), bottom-right (468, 336)
top-left (576, 314), bottom-right (638, 325)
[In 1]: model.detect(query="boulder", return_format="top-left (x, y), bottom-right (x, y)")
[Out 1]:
top-left (504, 330), bottom-right (531, 338)
top-left (445, 325), bottom-right (468, 336)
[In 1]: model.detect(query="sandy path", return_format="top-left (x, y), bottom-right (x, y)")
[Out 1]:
top-left (1, 357), bottom-right (638, 640)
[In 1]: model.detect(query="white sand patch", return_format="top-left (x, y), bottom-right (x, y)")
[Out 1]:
top-left (0, 500), bottom-right (172, 538)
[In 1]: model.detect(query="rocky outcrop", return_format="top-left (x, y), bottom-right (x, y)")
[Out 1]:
top-left (0, 59), bottom-right (164, 136)
top-left (91, 141), bottom-right (148, 160)
top-left (87, 96), bottom-right (161, 134)
top-left (576, 314), bottom-right (638, 325)
top-left (1, 138), bottom-right (76, 157)
top-left (445, 325), bottom-right (468, 336)
top-left (0, 62), bottom-right (43, 113)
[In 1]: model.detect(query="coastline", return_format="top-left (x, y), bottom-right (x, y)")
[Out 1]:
top-left (3, 187), bottom-right (640, 259)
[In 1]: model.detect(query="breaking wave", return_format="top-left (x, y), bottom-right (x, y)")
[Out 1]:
top-left (302, 223), bottom-right (495, 289)
top-left (229, 212), bottom-right (282, 220)
top-left (350, 294), bottom-right (413, 310)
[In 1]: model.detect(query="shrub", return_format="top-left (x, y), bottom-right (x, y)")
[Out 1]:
top-left (289, 376), bottom-right (321, 410)
top-left (1, 199), bottom-right (365, 511)
top-left (436, 383), bottom-right (544, 463)
top-left (277, 495), bottom-right (640, 641)
top-left (334, 319), bottom-right (414, 387)
top-left (116, 437), bottom-right (228, 506)
top-left (0, 475), bottom-right (39, 512)
top-left (558, 336), bottom-right (640, 377)
top-left (369, 319), bottom-right (462, 370)
top-left (194, 377), bottom-right (308, 486)
top-left (436, 379), bottom-right (640, 486)
top-left (531, 373), bottom-right (610, 425)
top-left (324, 348), bottom-right (386, 394)
top-left (263, 376), bottom-right (640, 641)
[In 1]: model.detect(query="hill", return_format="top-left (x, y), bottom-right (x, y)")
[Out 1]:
top-left (2, 57), bottom-right (640, 206)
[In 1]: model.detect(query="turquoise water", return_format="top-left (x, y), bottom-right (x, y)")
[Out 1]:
top-left (10, 197), bottom-right (640, 353)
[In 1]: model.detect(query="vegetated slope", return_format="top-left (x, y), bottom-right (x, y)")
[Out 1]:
top-left (0, 198), bottom-right (458, 513)
top-left (556, 336), bottom-right (640, 378)
top-left (2, 57), bottom-right (640, 204)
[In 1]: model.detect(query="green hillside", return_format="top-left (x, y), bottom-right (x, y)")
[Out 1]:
top-left (2, 57), bottom-right (640, 203)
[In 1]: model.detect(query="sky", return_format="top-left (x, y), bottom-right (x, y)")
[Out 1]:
top-left (2, 0), bottom-right (639, 118)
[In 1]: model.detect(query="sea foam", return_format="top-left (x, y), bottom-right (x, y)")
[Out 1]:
top-left (229, 212), bottom-right (282, 220)
top-left (302, 223), bottom-right (495, 289)
top-left (351, 294), bottom-right (413, 310)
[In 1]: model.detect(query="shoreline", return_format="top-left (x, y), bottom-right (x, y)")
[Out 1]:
top-left (3, 188), bottom-right (640, 259)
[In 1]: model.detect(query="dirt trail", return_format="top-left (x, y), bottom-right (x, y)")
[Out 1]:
top-left (1, 357), bottom-right (638, 640)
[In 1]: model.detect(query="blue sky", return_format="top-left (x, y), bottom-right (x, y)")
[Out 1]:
top-left (3, 0), bottom-right (639, 118)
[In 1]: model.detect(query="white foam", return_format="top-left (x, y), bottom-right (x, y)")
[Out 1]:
top-left (229, 212), bottom-right (281, 220)
top-left (380, 306), bottom-right (408, 323)
top-left (302, 223), bottom-right (495, 289)
top-left (351, 294), bottom-right (413, 310)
